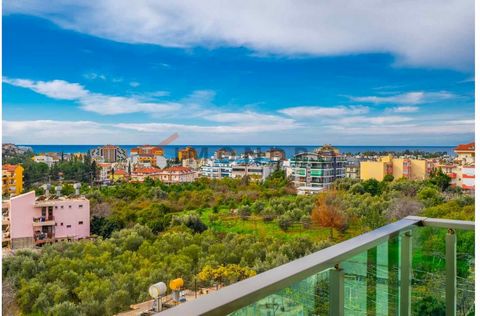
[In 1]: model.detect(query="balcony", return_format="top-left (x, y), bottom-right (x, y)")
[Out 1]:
top-left (157, 216), bottom-right (474, 316)
top-left (34, 231), bottom-right (55, 244)
top-left (32, 216), bottom-right (55, 227)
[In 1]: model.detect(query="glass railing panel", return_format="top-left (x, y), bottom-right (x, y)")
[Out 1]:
top-left (411, 226), bottom-right (448, 314)
top-left (455, 229), bottom-right (475, 315)
top-left (229, 269), bottom-right (331, 315)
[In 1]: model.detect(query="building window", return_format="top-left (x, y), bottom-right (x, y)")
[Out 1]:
top-left (79, 205), bottom-right (83, 208)
top-left (61, 223), bottom-right (64, 226)
top-left (66, 225), bottom-right (71, 228)
top-left (69, 205), bottom-right (72, 208)
top-left (55, 206), bottom-right (58, 209)
top-left (61, 205), bottom-right (64, 209)
top-left (79, 221), bottom-right (83, 225)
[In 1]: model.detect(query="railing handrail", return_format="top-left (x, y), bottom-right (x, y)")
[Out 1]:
top-left (156, 217), bottom-right (474, 316)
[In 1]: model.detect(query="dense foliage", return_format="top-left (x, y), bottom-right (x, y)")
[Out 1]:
top-left (2, 171), bottom-right (475, 315)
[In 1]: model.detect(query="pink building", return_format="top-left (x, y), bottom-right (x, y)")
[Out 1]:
top-left (2, 191), bottom-right (90, 249)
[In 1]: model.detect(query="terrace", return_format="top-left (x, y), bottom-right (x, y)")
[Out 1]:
top-left (157, 216), bottom-right (474, 316)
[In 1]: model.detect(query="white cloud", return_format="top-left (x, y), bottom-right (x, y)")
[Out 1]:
top-left (3, 77), bottom-right (89, 100)
top-left (83, 72), bottom-right (107, 80)
top-left (350, 91), bottom-right (456, 104)
top-left (3, 77), bottom-right (180, 115)
top-left (4, 0), bottom-right (473, 71)
top-left (78, 94), bottom-right (181, 115)
top-left (330, 120), bottom-right (474, 136)
top-left (129, 81), bottom-right (140, 87)
top-left (339, 115), bottom-right (413, 125)
top-left (387, 106), bottom-right (419, 113)
top-left (279, 105), bottom-right (369, 118)
top-left (3, 117), bottom-right (473, 145)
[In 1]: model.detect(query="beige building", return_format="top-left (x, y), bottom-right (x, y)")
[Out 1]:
top-left (360, 155), bottom-right (434, 181)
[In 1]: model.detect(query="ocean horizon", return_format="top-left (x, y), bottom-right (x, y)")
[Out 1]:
top-left (19, 144), bottom-right (456, 159)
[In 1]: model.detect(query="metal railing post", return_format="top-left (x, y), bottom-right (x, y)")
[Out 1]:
top-left (446, 229), bottom-right (457, 316)
top-left (400, 231), bottom-right (412, 316)
top-left (329, 264), bottom-right (344, 316)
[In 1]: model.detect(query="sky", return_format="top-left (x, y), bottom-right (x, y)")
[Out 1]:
top-left (2, 0), bottom-right (475, 145)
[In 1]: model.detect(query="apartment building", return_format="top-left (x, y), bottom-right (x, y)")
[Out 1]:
top-left (130, 145), bottom-right (166, 168)
top-left (90, 145), bottom-right (127, 163)
top-left (437, 142), bottom-right (475, 190)
top-left (33, 154), bottom-right (59, 167)
top-left (2, 164), bottom-right (24, 196)
top-left (201, 159), bottom-right (233, 179)
top-left (345, 161), bottom-right (360, 179)
top-left (130, 167), bottom-right (162, 182)
top-left (265, 148), bottom-right (286, 161)
top-left (178, 146), bottom-right (197, 161)
top-left (290, 145), bottom-right (346, 190)
top-left (2, 190), bottom-right (90, 249)
top-left (454, 142), bottom-right (474, 165)
top-left (360, 155), bottom-right (434, 181)
top-left (158, 166), bottom-right (196, 184)
top-left (231, 163), bottom-right (274, 181)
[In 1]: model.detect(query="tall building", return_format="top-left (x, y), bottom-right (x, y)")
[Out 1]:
top-left (178, 146), bottom-right (197, 161)
top-left (290, 144), bottom-right (346, 191)
top-left (360, 155), bottom-right (435, 181)
top-left (2, 191), bottom-right (90, 249)
top-left (90, 145), bottom-right (127, 163)
top-left (2, 164), bottom-right (24, 196)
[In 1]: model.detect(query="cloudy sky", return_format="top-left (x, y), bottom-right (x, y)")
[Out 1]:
top-left (3, 0), bottom-right (475, 145)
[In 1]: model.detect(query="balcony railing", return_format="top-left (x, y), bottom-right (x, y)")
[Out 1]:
top-left (157, 216), bottom-right (474, 316)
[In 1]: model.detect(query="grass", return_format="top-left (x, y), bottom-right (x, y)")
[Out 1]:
top-left (195, 208), bottom-right (333, 242)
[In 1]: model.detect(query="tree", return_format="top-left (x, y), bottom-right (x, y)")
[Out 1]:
top-left (386, 197), bottom-right (423, 221)
top-left (429, 169), bottom-right (451, 191)
top-left (383, 174), bottom-right (394, 182)
top-left (362, 179), bottom-right (382, 196)
top-left (278, 214), bottom-right (293, 231)
top-left (311, 191), bottom-right (347, 239)
top-left (197, 264), bottom-right (256, 288)
top-left (261, 207), bottom-right (275, 222)
top-left (417, 187), bottom-right (444, 207)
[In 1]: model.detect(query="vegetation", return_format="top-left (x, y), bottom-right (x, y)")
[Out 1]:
top-left (2, 169), bottom-right (475, 315)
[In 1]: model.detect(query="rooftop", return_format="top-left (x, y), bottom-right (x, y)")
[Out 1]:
top-left (454, 142), bottom-right (475, 152)
top-left (2, 164), bottom-right (20, 172)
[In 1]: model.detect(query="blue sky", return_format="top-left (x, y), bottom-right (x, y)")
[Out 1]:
top-left (3, 1), bottom-right (474, 145)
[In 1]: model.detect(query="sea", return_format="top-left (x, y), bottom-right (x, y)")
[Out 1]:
top-left (21, 145), bottom-right (456, 159)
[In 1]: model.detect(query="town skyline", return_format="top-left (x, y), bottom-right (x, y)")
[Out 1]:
top-left (3, 1), bottom-right (475, 145)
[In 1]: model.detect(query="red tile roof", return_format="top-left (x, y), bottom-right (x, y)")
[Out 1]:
top-left (114, 169), bottom-right (127, 175)
top-left (164, 166), bottom-right (193, 173)
top-left (455, 142), bottom-right (475, 152)
top-left (2, 164), bottom-right (19, 172)
top-left (134, 167), bottom-right (162, 174)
